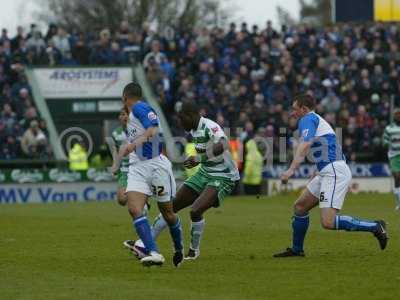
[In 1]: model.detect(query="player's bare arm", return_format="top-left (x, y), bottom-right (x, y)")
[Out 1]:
top-left (184, 137), bottom-right (228, 169)
top-left (122, 126), bottom-right (158, 156)
top-left (111, 126), bottom-right (159, 174)
top-left (281, 141), bottom-right (312, 183)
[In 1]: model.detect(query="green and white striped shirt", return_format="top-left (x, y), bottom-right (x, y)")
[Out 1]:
top-left (191, 117), bottom-right (240, 181)
top-left (112, 126), bottom-right (130, 172)
top-left (383, 123), bottom-right (400, 158)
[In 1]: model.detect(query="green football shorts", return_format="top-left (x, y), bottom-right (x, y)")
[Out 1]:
top-left (117, 171), bottom-right (128, 188)
top-left (390, 155), bottom-right (400, 172)
top-left (184, 169), bottom-right (237, 207)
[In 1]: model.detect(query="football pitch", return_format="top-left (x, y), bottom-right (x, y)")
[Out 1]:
top-left (1, 193), bottom-right (399, 300)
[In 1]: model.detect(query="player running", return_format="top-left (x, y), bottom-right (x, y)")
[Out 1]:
top-left (383, 108), bottom-right (400, 210)
top-left (112, 107), bottom-right (131, 205)
top-left (111, 82), bottom-right (183, 267)
top-left (112, 107), bottom-right (150, 213)
top-left (274, 93), bottom-right (388, 257)
top-left (130, 101), bottom-right (240, 260)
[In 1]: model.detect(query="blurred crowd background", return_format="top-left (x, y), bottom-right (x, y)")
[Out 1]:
top-left (1, 20), bottom-right (399, 161)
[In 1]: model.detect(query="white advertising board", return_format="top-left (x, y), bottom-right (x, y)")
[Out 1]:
top-left (33, 67), bottom-right (132, 99)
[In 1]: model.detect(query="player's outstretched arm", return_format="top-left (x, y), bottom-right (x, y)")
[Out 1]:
top-left (281, 141), bottom-right (311, 183)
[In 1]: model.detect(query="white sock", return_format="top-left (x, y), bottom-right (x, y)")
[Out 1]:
top-left (394, 187), bottom-right (400, 206)
top-left (151, 213), bottom-right (168, 239)
top-left (190, 219), bottom-right (205, 251)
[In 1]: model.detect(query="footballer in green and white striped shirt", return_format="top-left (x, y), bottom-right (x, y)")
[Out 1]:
top-left (150, 101), bottom-right (240, 260)
top-left (383, 108), bottom-right (400, 210)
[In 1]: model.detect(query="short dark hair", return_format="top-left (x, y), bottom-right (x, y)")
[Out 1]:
top-left (120, 106), bottom-right (128, 114)
top-left (293, 93), bottom-right (315, 110)
top-left (180, 101), bottom-right (199, 116)
top-left (123, 82), bottom-right (142, 100)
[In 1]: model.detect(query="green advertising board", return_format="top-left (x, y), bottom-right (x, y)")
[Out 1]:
top-left (0, 168), bottom-right (114, 184)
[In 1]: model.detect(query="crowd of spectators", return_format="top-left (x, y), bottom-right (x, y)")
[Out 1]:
top-left (147, 21), bottom-right (400, 162)
top-left (0, 56), bottom-right (51, 159)
top-left (1, 20), bottom-right (399, 161)
top-left (0, 21), bottom-right (143, 160)
top-left (0, 25), bottom-right (53, 160)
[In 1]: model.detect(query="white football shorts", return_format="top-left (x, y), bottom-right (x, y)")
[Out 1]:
top-left (126, 154), bottom-right (176, 203)
top-left (306, 160), bottom-right (352, 210)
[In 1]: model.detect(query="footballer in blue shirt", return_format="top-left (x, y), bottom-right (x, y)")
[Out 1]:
top-left (274, 93), bottom-right (388, 257)
top-left (111, 82), bottom-right (183, 267)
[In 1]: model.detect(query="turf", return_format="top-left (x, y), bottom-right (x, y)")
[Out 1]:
top-left (1, 193), bottom-right (399, 300)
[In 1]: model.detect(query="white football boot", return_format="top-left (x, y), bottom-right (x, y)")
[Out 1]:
top-left (141, 251), bottom-right (165, 267)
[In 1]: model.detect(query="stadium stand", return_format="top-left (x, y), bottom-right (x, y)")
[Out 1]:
top-left (0, 38), bottom-right (52, 159)
top-left (154, 22), bottom-right (398, 162)
top-left (0, 21), bottom-right (399, 161)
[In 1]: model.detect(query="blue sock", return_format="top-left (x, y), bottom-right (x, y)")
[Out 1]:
top-left (292, 214), bottom-right (309, 253)
top-left (133, 215), bottom-right (158, 253)
top-left (168, 216), bottom-right (183, 252)
top-left (335, 215), bottom-right (378, 232)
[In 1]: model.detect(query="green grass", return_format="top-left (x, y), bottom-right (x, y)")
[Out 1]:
top-left (1, 193), bottom-right (400, 300)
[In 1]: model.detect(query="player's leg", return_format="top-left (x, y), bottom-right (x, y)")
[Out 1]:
top-left (389, 155), bottom-right (400, 209)
top-left (321, 206), bottom-right (388, 250)
top-left (151, 164), bottom-right (185, 267)
top-left (150, 166), bottom-right (203, 239)
top-left (126, 191), bottom-right (161, 260)
top-left (122, 199), bottom-right (151, 252)
top-left (121, 171), bottom-right (151, 252)
top-left (116, 171), bottom-right (128, 206)
top-left (133, 184), bottom-right (198, 263)
top-left (118, 171), bottom-right (149, 211)
top-left (392, 171), bottom-right (400, 210)
top-left (292, 188), bottom-right (319, 252)
top-left (319, 162), bottom-right (388, 250)
top-left (174, 184), bottom-right (201, 212)
top-left (117, 187), bottom-right (127, 206)
top-left (151, 184), bottom-right (199, 239)
top-left (125, 165), bottom-right (164, 266)
top-left (185, 177), bottom-right (236, 260)
top-left (157, 201), bottom-right (184, 267)
top-left (185, 186), bottom-right (219, 259)
top-left (273, 185), bottom-right (319, 257)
